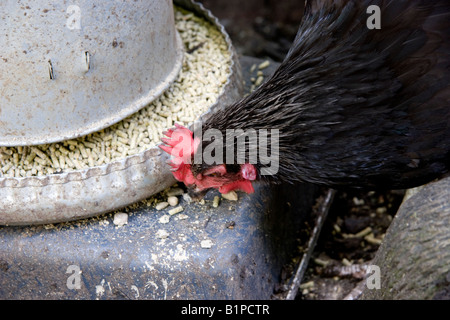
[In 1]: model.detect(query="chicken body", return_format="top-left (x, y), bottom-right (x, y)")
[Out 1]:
top-left (162, 0), bottom-right (450, 195)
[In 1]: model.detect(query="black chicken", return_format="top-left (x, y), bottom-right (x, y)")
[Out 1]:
top-left (160, 0), bottom-right (450, 196)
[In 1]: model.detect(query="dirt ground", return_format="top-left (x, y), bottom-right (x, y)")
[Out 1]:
top-left (276, 188), bottom-right (405, 299)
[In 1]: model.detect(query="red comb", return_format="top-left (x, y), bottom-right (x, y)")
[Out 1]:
top-left (159, 123), bottom-right (198, 167)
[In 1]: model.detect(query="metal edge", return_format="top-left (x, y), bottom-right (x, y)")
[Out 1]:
top-left (0, 0), bottom-right (243, 226)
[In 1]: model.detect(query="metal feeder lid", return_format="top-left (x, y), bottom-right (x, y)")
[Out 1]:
top-left (0, 0), bottom-right (183, 146)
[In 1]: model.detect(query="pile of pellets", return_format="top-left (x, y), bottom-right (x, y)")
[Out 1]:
top-left (0, 7), bottom-right (231, 178)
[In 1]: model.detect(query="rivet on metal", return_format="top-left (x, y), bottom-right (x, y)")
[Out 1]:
top-left (83, 51), bottom-right (90, 72)
top-left (48, 59), bottom-right (54, 80)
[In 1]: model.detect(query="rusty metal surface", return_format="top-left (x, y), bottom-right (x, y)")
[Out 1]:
top-left (0, 0), bottom-right (244, 226)
top-left (0, 0), bottom-right (183, 146)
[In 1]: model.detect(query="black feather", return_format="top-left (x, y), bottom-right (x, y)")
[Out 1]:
top-left (198, 0), bottom-right (450, 189)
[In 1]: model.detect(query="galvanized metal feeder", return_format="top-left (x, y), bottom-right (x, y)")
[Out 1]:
top-left (0, 0), bottom-right (243, 225)
top-left (0, 0), bottom-right (183, 146)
